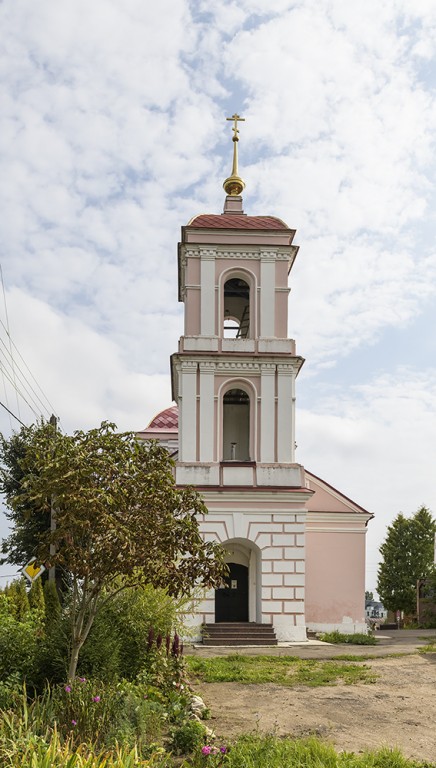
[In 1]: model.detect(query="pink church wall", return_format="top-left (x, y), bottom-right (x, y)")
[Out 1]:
top-left (305, 528), bottom-right (366, 625)
top-left (184, 289), bottom-right (200, 336)
top-left (305, 480), bottom-right (358, 513)
top-left (274, 262), bottom-right (290, 338)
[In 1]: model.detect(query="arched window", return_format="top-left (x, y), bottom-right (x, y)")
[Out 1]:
top-left (222, 388), bottom-right (250, 461)
top-left (223, 278), bottom-right (250, 338)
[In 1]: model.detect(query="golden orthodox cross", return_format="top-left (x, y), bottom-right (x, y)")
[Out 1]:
top-left (226, 113), bottom-right (245, 140)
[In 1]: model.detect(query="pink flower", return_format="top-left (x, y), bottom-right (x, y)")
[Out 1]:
top-left (71, 719), bottom-right (77, 726)
top-left (65, 685), bottom-right (72, 693)
top-left (220, 747), bottom-right (227, 754)
top-left (79, 677), bottom-right (86, 683)
top-left (202, 746), bottom-right (211, 755)
top-left (92, 695), bottom-right (101, 703)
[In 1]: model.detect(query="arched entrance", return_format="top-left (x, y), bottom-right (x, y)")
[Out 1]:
top-left (215, 562), bottom-right (249, 622)
top-left (214, 539), bottom-right (261, 624)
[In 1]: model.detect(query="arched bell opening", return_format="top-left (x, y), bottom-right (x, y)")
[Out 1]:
top-left (223, 277), bottom-right (250, 338)
top-left (222, 388), bottom-right (250, 461)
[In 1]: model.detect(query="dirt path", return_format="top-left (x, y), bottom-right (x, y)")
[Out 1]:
top-left (193, 654), bottom-right (436, 763)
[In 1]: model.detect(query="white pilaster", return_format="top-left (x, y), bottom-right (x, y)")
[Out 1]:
top-left (179, 361), bottom-right (197, 461)
top-left (199, 362), bottom-right (215, 462)
top-left (260, 253), bottom-right (275, 338)
top-left (260, 363), bottom-right (275, 462)
top-left (277, 364), bottom-right (293, 463)
top-left (200, 250), bottom-right (216, 336)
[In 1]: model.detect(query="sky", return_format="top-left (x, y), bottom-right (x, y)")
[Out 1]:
top-left (1, 0), bottom-right (436, 595)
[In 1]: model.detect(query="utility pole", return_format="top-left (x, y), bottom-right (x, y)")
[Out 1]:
top-left (49, 413), bottom-right (57, 583)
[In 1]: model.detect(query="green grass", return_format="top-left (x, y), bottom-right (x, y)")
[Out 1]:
top-left (334, 652), bottom-right (410, 661)
top-left (319, 630), bottom-right (378, 645)
top-left (193, 733), bottom-right (436, 768)
top-left (419, 642), bottom-right (436, 653)
top-left (186, 654), bottom-right (376, 687)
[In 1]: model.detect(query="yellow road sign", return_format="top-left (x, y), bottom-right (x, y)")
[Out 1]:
top-left (22, 559), bottom-right (45, 583)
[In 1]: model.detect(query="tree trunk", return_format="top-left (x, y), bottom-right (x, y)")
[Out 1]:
top-left (68, 641), bottom-right (81, 680)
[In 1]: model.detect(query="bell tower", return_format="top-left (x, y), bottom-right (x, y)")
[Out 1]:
top-left (172, 115), bottom-right (305, 489)
top-left (171, 117), bottom-right (312, 641)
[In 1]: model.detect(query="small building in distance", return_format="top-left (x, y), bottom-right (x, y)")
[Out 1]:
top-left (365, 600), bottom-right (388, 625)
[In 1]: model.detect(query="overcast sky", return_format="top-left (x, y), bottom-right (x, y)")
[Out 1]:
top-left (1, 0), bottom-right (436, 594)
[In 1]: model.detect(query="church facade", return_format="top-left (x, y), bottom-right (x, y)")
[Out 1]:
top-left (139, 118), bottom-right (372, 641)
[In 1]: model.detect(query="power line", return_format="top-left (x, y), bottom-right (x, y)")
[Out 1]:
top-left (0, 399), bottom-right (26, 427)
top-left (0, 263), bottom-right (60, 424)
top-left (0, 265), bottom-right (20, 420)
top-left (0, 317), bottom-right (58, 417)
top-left (0, 340), bottom-right (51, 418)
top-left (0, 356), bottom-right (41, 420)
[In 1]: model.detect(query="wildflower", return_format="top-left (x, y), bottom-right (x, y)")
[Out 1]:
top-left (79, 677), bottom-right (86, 683)
top-left (171, 633), bottom-right (180, 657)
top-left (71, 720), bottom-right (77, 726)
top-left (220, 747), bottom-right (227, 754)
top-left (147, 626), bottom-right (155, 651)
top-left (202, 746), bottom-right (212, 755)
top-left (92, 695), bottom-right (101, 703)
top-left (65, 685), bottom-right (72, 693)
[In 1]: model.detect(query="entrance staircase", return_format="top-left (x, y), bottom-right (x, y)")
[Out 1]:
top-left (202, 622), bottom-right (277, 646)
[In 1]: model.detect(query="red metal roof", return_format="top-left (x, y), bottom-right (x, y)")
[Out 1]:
top-left (146, 405), bottom-right (178, 430)
top-left (188, 214), bottom-right (289, 230)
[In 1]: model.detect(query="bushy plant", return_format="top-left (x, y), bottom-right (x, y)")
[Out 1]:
top-left (319, 630), bottom-right (377, 645)
top-left (0, 591), bottom-right (41, 684)
top-left (170, 719), bottom-right (206, 755)
top-left (28, 578), bottom-right (45, 615)
top-left (78, 585), bottom-right (187, 682)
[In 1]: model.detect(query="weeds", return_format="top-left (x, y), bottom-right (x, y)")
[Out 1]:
top-left (183, 734), bottom-right (435, 768)
top-left (319, 630), bottom-right (378, 645)
top-left (186, 654), bottom-right (377, 686)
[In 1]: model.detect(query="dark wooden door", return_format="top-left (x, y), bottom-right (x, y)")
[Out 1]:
top-left (215, 563), bottom-right (248, 622)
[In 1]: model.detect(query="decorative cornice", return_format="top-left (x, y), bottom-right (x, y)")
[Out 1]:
top-left (182, 244), bottom-right (292, 261)
top-left (180, 361), bottom-right (198, 371)
top-left (306, 511), bottom-right (372, 525)
top-left (217, 360), bottom-right (261, 372)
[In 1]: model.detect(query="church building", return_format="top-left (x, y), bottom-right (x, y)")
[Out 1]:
top-left (139, 116), bottom-right (372, 643)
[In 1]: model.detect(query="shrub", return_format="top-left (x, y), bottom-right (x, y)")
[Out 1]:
top-left (78, 585), bottom-right (185, 682)
top-left (51, 677), bottom-right (169, 753)
top-left (0, 593), bottom-right (40, 683)
top-left (319, 630), bottom-right (377, 645)
top-left (170, 719), bottom-right (206, 755)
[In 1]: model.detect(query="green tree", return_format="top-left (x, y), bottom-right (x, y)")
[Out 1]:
top-left (7, 577), bottom-right (30, 621)
top-left (0, 427), bottom-right (51, 567)
top-left (43, 579), bottom-right (61, 628)
top-left (28, 577), bottom-right (45, 616)
top-left (377, 506), bottom-right (436, 615)
top-left (1, 420), bottom-right (226, 679)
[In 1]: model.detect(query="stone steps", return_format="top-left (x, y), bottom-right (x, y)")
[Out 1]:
top-left (202, 622), bottom-right (277, 646)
